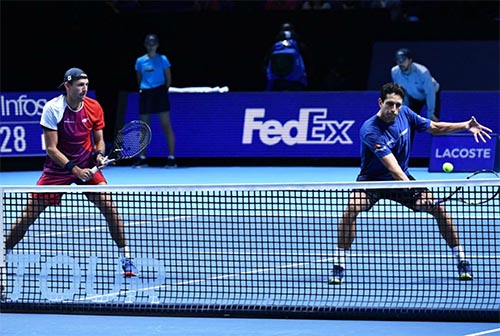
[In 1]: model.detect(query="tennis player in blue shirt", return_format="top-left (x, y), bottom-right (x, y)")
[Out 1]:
top-left (329, 82), bottom-right (493, 284)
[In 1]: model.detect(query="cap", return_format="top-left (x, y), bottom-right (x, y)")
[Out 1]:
top-left (58, 67), bottom-right (87, 89)
top-left (395, 48), bottom-right (412, 63)
top-left (144, 34), bottom-right (159, 46)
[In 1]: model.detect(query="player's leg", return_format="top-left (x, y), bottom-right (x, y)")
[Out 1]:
top-left (3, 195), bottom-right (49, 299)
top-left (86, 191), bottom-right (126, 247)
top-left (138, 113), bottom-right (152, 137)
top-left (156, 86), bottom-right (176, 167)
top-left (3, 176), bottom-right (64, 299)
top-left (5, 197), bottom-right (48, 252)
top-left (158, 110), bottom-right (176, 168)
top-left (330, 189), bottom-right (372, 284)
top-left (427, 205), bottom-right (472, 280)
top-left (85, 184), bottom-right (138, 277)
top-left (5, 172), bottom-right (67, 252)
top-left (133, 90), bottom-right (152, 167)
top-left (433, 88), bottom-right (441, 121)
top-left (413, 190), bottom-right (472, 280)
top-left (407, 96), bottom-right (425, 144)
top-left (130, 113), bottom-right (151, 168)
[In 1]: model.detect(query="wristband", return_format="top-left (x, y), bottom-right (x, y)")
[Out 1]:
top-left (95, 150), bottom-right (105, 158)
top-left (64, 161), bottom-right (76, 172)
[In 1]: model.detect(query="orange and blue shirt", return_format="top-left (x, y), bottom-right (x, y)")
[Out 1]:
top-left (40, 95), bottom-right (104, 175)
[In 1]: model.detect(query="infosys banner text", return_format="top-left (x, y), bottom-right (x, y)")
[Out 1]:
top-left (123, 91), bottom-right (499, 158)
top-left (0, 91), bottom-right (95, 157)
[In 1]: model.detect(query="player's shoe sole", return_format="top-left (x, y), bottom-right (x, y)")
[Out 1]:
top-left (459, 273), bottom-right (473, 281)
top-left (328, 278), bottom-right (343, 285)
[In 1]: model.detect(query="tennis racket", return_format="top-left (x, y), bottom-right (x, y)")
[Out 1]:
top-left (82, 120), bottom-right (152, 181)
top-left (434, 169), bottom-right (500, 205)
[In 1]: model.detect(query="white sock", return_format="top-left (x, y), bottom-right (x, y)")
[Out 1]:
top-left (168, 155), bottom-right (175, 159)
top-left (451, 245), bottom-right (465, 262)
top-left (334, 248), bottom-right (347, 269)
top-left (119, 246), bottom-right (131, 259)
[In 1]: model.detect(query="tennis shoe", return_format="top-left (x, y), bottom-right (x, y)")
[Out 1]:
top-left (132, 157), bottom-right (148, 168)
top-left (165, 157), bottom-right (177, 168)
top-left (457, 260), bottom-right (473, 281)
top-left (328, 265), bottom-right (344, 284)
top-left (121, 258), bottom-right (138, 277)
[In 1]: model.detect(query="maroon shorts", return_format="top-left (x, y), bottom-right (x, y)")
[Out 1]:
top-left (32, 170), bottom-right (107, 205)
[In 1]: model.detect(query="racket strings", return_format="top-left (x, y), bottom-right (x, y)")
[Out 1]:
top-left (113, 121), bottom-right (152, 159)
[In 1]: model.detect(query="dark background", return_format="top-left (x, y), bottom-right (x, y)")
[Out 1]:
top-left (1, 0), bottom-right (499, 155)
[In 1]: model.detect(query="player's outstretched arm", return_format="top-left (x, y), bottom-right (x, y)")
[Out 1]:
top-left (428, 116), bottom-right (493, 143)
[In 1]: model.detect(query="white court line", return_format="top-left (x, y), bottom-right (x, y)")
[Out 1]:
top-left (76, 258), bottom-right (320, 302)
top-left (464, 328), bottom-right (500, 336)
top-left (73, 252), bottom-right (499, 303)
top-left (15, 248), bottom-right (500, 260)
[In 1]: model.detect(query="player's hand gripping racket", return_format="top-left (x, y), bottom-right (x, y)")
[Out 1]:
top-left (434, 169), bottom-right (500, 205)
top-left (82, 120), bottom-right (152, 181)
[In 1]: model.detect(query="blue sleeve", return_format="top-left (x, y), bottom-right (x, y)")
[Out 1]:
top-left (390, 66), bottom-right (397, 82)
top-left (422, 70), bottom-right (436, 115)
top-left (161, 55), bottom-right (171, 69)
top-left (404, 107), bottom-right (430, 133)
top-left (134, 56), bottom-right (142, 72)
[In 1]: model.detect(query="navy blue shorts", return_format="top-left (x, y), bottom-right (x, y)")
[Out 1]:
top-left (356, 175), bottom-right (428, 212)
top-left (139, 85), bottom-right (170, 114)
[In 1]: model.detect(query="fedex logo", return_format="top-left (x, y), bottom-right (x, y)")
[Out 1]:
top-left (242, 108), bottom-right (355, 146)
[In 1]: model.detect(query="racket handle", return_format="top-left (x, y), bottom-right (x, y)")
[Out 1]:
top-left (81, 166), bottom-right (100, 182)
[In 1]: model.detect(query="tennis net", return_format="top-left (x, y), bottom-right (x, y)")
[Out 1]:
top-left (1, 178), bottom-right (499, 321)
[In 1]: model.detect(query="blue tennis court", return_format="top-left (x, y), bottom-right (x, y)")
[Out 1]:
top-left (1, 166), bottom-right (499, 336)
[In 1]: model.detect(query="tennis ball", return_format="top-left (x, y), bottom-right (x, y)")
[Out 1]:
top-left (442, 162), bottom-right (454, 173)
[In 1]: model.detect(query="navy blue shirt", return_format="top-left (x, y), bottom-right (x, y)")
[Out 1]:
top-left (357, 106), bottom-right (430, 181)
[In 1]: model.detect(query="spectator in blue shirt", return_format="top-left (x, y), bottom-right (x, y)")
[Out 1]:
top-left (391, 48), bottom-right (441, 122)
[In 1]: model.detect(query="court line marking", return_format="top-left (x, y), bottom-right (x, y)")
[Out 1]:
top-left (15, 247), bottom-right (500, 263)
top-left (73, 258), bottom-right (328, 302)
top-left (464, 328), bottom-right (500, 336)
top-left (17, 249), bottom-right (500, 259)
top-left (69, 254), bottom-right (500, 303)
